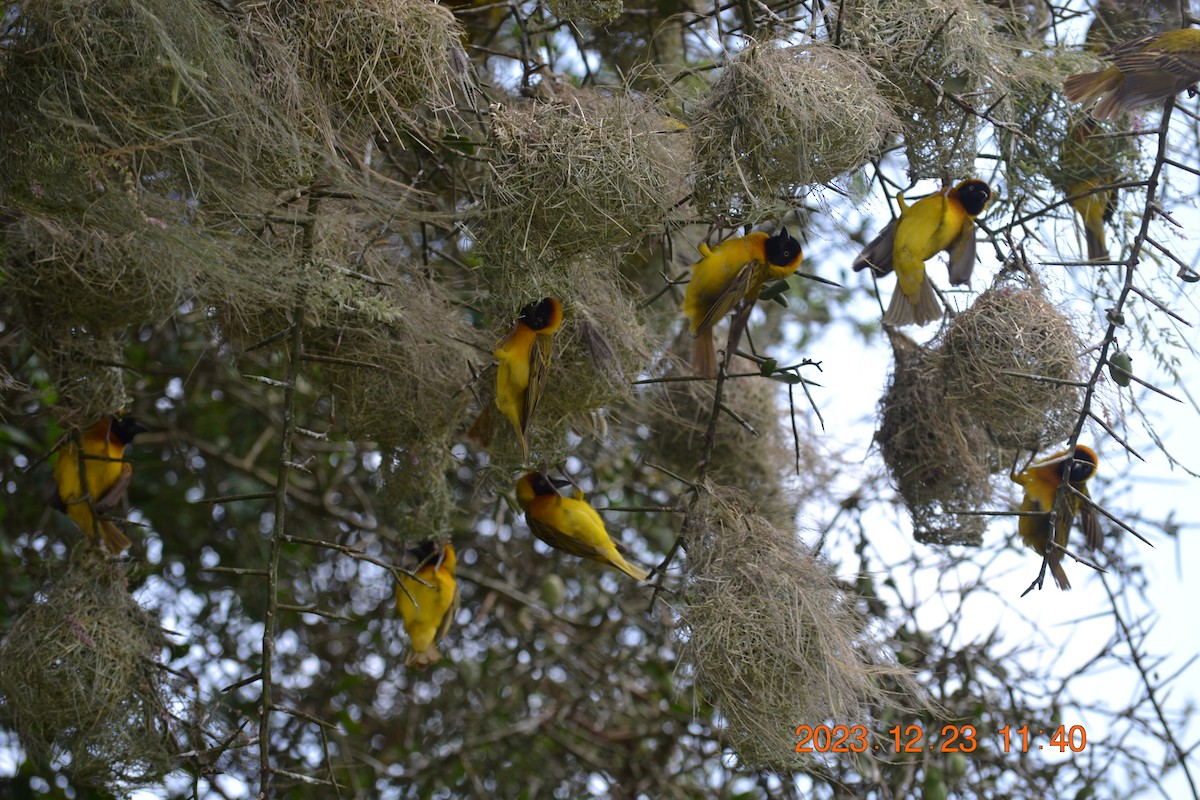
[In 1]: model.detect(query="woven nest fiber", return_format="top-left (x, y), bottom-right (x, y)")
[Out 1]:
top-left (877, 329), bottom-right (992, 546)
top-left (473, 92), bottom-right (689, 265)
top-left (639, 369), bottom-right (799, 527)
top-left (677, 485), bottom-right (917, 768)
top-left (940, 274), bottom-right (1083, 452)
top-left (0, 550), bottom-right (177, 791)
top-left (547, 0), bottom-right (624, 24)
top-left (834, 0), bottom-right (1020, 178)
top-left (690, 40), bottom-right (898, 220)
top-left (288, 0), bottom-right (467, 139)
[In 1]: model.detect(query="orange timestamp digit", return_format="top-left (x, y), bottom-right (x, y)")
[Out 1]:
top-left (889, 724), bottom-right (977, 753)
top-left (999, 724), bottom-right (1087, 753)
top-left (794, 724), bottom-right (870, 753)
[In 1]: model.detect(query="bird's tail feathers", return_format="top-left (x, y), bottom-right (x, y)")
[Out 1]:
top-left (1063, 68), bottom-right (1124, 119)
top-left (882, 279), bottom-right (941, 327)
top-left (406, 645), bottom-right (441, 670)
top-left (98, 520), bottom-right (132, 555)
top-left (1085, 223), bottom-right (1109, 262)
top-left (693, 328), bottom-right (718, 378)
top-left (613, 555), bottom-right (650, 582)
top-left (1049, 558), bottom-right (1072, 591)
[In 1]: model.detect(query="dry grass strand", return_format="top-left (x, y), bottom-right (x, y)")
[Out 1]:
top-left (0, 550), bottom-right (178, 791)
top-left (691, 40), bottom-right (898, 220)
top-left (940, 273), bottom-right (1083, 452)
top-left (677, 485), bottom-right (919, 768)
top-left (877, 329), bottom-right (991, 546)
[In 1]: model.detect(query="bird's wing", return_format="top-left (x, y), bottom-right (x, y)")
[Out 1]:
top-left (946, 218), bottom-right (978, 286)
top-left (852, 218), bottom-right (897, 277)
top-left (528, 505), bottom-right (611, 561)
top-left (1077, 484), bottom-right (1104, 550)
top-left (523, 332), bottom-right (555, 437)
top-left (93, 462), bottom-right (134, 514)
top-left (692, 260), bottom-right (765, 336)
top-left (433, 580), bottom-right (460, 648)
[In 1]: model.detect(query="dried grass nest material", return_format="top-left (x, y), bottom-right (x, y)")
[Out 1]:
top-left (0, 550), bottom-right (177, 791)
top-left (677, 485), bottom-right (918, 769)
top-left (474, 92), bottom-right (690, 264)
top-left (0, 0), bottom-right (316, 210)
top-left (877, 329), bottom-right (991, 546)
top-left (547, 0), bottom-right (624, 25)
top-left (833, 0), bottom-right (1019, 177)
top-left (291, 0), bottom-right (467, 136)
top-left (940, 275), bottom-right (1083, 452)
top-left (638, 370), bottom-right (801, 527)
top-left (690, 40), bottom-right (898, 218)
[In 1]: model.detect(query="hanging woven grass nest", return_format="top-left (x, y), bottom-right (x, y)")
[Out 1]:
top-left (676, 484), bottom-right (919, 768)
top-left (834, 0), bottom-right (1020, 179)
top-left (939, 272), bottom-right (1083, 452)
top-left (877, 329), bottom-right (992, 546)
top-left (473, 90), bottom-right (689, 266)
top-left (690, 40), bottom-right (898, 220)
top-left (0, 550), bottom-right (179, 792)
top-left (287, 0), bottom-right (467, 140)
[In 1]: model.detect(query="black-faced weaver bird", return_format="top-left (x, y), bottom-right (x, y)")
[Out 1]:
top-left (853, 179), bottom-right (992, 327)
top-left (682, 228), bottom-right (803, 378)
top-left (1064, 28), bottom-right (1200, 120)
top-left (1010, 445), bottom-right (1102, 591)
top-left (491, 297), bottom-right (563, 460)
top-left (395, 541), bottom-right (459, 669)
top-left (51, 417), bottom-right (147, 554)
top-left (515, 471), bottom-right (649, 581)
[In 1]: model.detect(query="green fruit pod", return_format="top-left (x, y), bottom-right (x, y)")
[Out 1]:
top-left (1109, 351), bottom-right (1133, 387)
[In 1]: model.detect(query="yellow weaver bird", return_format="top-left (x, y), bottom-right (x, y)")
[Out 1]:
top-left (1058, 117), bottom-right (1118, 262)
top-left (52, 417), bottom-right (146, 555)
top-left (853, 179), bottom-right (992, 327)
top-left (493, 297), bottom-right (563, 460)
top-left (515, 472), bottom-right (649, 581)
top-left (396, 541), bottom-right (459, 670)
top-left (682, 228), bottom-right (803, 378)
top-left (1010, 445), bottom-right (1102, 591)
top-left (1064, 28), bottom-right (1200, 120)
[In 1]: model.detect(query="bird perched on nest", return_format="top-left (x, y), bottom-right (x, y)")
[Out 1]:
top-left (52, 417), bottom-right (147, 555)
top-left (489, 297), bottom-right (563, 460)
top-left (515, 471), bottom-right (649, 581)
top-left (1057, 117), bottom-right (1119, 262)
top-left (395, 541), bottom-right (459, 670)
top-left (1064, 28), bottom-right (1200, 120)
top-left (1010, 445), bottom-right (1102, 591)
top-left (682, 228), bottom-right (803, 378)
top-left (853, 179), bottom-right (992, 327)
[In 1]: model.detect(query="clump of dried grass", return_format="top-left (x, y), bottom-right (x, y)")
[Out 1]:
top-left (473, 92), bottom-right (689, 265)
top-left (638, 369), bottom-right (802, 527)
top-left (877, 329), bottom-right (991, 546)
top-left (834, 0), bottom-right (1019, 178)
top-left (940, 273), bottom-right (1082, 452)
top-left (547, 0), bottom-right (624, 25)
top-left (0, 0), bottom-right (316, 211)
top-left (0, 549), bottom-right (178, 791)
top-left (677, 485), bottom-right (919, 768)
top-left (690, 40), bottom-right (898, 220)
top-left (289, 0), bottom-right (467, 139)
